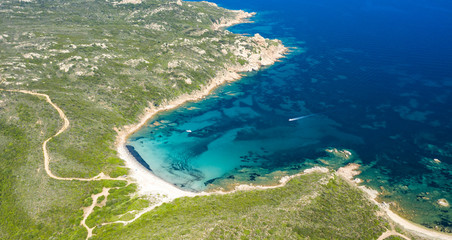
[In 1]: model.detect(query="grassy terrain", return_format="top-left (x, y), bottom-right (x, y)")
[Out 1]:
top-left (383, 236), bottom-right (405, 240)
top-left (1, 0), bottom-right (239, 179)
top-left (92, 173), bottom-right (387, 239)
top-left (0, 91), bottom-right (107, 239)
top-left (1, 0), bottom-right (389, 239)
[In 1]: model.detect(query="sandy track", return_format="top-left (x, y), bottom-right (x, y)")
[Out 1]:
top-left (81, 187), bottom-right (111, 240)
top-left (1, 89), bottom-right (127, 182)
top-left (2, 92), bottom-right (449, 240)
top-left (0, 12), bottom-right (286, 237)
top-left (377, 230), bottom-right (410, 240)
top-left (2, 8), bottom-right (450, 239)
top-left (1, 89), bottom-right (129, 239)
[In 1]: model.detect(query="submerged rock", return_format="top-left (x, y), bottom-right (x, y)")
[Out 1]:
top-left (437, 198), bottom-right (450, 208)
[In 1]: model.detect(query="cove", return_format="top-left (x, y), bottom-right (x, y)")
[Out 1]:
top-left (128, 0), bottom-right (452, 231)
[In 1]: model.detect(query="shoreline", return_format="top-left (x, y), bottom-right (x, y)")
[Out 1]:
top-left (113, 4), bottom-right (450, 239)
top-left (204, 167), bottom-right (330, 195)
top-left (114, 7), bottom-right (288, 201)
top-left (337, 164), bottom-right (452, 240)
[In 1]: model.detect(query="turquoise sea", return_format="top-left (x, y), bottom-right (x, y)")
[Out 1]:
top-left (128, 0), bottom-right (452, 231)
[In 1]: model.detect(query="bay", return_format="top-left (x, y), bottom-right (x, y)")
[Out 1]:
top-left (128, 0), bottom-right (452, 231)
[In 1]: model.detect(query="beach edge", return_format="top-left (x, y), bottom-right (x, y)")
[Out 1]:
top-left (114, 6), bottom-right (288, 201)
top-left (337, 164), bottom-right (452, 240)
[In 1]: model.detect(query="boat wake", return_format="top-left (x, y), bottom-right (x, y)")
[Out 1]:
top-left (288, 113), bottom-right (320, 122)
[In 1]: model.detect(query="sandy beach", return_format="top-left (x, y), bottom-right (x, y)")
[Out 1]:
top-left (115, 54), bottom-right (287, 200)
top-left (113, 5), bottom-right (451, 240)
top-left (114, 8), bottom-right (288, 202)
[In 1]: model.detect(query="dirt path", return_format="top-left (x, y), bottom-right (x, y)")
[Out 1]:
top-left (377, 230), bottom-right (411, 240)
top-left (1, 89), bottom-right (129, 238)
top-left (1, 89), bottom-right (127, 182)
top-left (81, 187), bottom-right (111, 240)
top-left (377, 221), bottom-right (411, 240)
top-left (3, 89), bottom-right (451, 240)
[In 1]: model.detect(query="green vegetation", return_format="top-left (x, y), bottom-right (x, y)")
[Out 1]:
top-left (85, 184), bottom-right (152, 227)
top-left (383, 236), bottom-right (405, 240)
top-left (1, 0), bottom-right (273, 179)
top-left (92, 173), bottom-right (386, 239)
top-left (0, 92), bottom-right (102, 239)
top-left (1, 0), bottom-right (389, 239)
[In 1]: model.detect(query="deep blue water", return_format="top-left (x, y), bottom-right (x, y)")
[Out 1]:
top-left (128, 0), bottom-right (452, 230)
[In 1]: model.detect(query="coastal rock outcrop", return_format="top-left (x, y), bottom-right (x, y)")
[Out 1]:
top-left (437, 198), bottom-right (450, 208)
top-left (212, 10), bottom-right (256, 30)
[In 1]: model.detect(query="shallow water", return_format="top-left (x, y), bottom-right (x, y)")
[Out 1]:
top-left (128, 0), bottom-right (452, 230)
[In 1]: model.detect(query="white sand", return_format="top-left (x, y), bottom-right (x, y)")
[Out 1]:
top-left (114, 8), bottom-right (288, 201)
top-left (117, 142), bottom-right (196, 200)
top-left (112, 7), bottom-right (452, 238)
top-left (114, 71), bottom-right (273, 200)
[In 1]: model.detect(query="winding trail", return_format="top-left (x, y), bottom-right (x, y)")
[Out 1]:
top-left (1, 89), bottom-right (127, 181)
top-left (81, 188), bottom-right (111, 240)
top-left (0, 89), bottom-right (129, 239)
top-left (99, 167), bottom-right (331, 228)
top-left (3, 88), bottom-right (451, 240)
